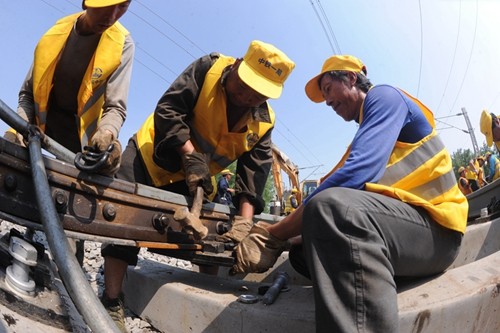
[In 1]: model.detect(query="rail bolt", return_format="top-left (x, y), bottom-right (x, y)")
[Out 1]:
top-left (53, 190), bottom-right (68, 213)
top-left (4, 174), bottom-right (17, 192)
top-left (103, 203), bottom-right (116, 221)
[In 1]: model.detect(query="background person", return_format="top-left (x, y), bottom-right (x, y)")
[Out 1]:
top-left (4, 0), bottom-right (134, 176)
top-left (458, 166), bottom-right (472, 195)
top-left (99, 40), bottom-right (295, 329)
top-left (215, 169), bottom-right (235, 206)
top-left (480, 110), bottom-right (500, 152)
top-left (484, 151), bottom-right (500, 182)
top-left (232, 55), bottom-right (467, 333)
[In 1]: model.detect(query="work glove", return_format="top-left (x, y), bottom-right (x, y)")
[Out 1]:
top-left (181, 151), bottom-right (213, 197)
top-left (91, 128), bottom-right (114, 152)
top-left (231, 221), bottom-right (290, 274)
top-left (215, 216), bottom-right (254, 243)
top-left (3, 131), bottom-right (25, 146)
top-left (97, 139), bottom-right (122, 177)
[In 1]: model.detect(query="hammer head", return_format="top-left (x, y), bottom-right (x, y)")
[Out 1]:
top-left (173, 206), bottom-right (208, 240)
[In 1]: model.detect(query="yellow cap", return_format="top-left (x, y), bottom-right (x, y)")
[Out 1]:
top-left (458, 166), bottom-right (465, 174)
top-left (291, 187), bottom-right (298, 193)
top-left (477, 155), bottom-right (485, 161)
top-left (238, 40), bottom-right (295, 99)
top-left (305, 55), bottom-right (366, 103)
top-left (480, 110), bottom-right (495, 147)
top-left (221, 169), bottom-right (234, 176)
top-left (84, 0), bottom-right (128, 8)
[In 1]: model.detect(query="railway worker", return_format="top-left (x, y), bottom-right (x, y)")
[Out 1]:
top-left (480, 110), bottom-right (500, 152)
top-left (215, 169), bottom-right (235, 206)
top-left (288, 187), bottom-right (299, 214)
top-left (465, 158), bottom-right (480, 191)
top-left (458, 166), bottom-right (473, 195)
top-left (232, 55), bottom-right (468, 333)
top-left (484, 151), bottom-right (500, 182)
top-left (100, 40), bottom-right (295, 330)
top-left (4, 0), bottom-right (134, 177)
top-left (475, 156), bottom-right (488, 188)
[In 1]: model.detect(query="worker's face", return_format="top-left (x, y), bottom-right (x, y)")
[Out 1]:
top-left (319, 72), bottom-right (362, 122)
top-left (225, 61), bottom-right (269, 108)
top-left (80, 1), bottom-right (131, 35)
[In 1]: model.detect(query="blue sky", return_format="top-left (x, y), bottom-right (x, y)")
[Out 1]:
top-left (0, 0), bottom-right (498, 184)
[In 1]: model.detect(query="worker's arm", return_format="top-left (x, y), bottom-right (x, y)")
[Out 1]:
top-left (96, 34), bottom-right (135, 141)
top-left (152, 53), bottom-right (218, 172)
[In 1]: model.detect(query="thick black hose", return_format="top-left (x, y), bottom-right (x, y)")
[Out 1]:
top-left (28, 134), bottom-right (121, 333)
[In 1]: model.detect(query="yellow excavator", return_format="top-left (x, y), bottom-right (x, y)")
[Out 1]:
top-left (270, 144), bottom-right (320, 215)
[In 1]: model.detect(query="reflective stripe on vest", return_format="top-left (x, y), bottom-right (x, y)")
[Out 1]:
top-left (320, 87), bottom-right (468, 233)
top-left (32, 12), bottom-right (128, 148)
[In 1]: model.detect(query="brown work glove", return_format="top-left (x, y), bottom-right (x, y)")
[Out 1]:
top-left (98, 139), bottom-right (122, 177)
top-left (231, 222), bottom-right (290, 274)
top-left (181, 151), bottom-right (213, 196)
top-left (91, 128), bottom-right (114, 152)
top-left (215, 216), bottom-right (254, 243)
top-left (4, 131), bottom-right (25, 146)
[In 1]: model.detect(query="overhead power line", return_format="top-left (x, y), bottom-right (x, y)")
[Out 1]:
top-left (309, 0), bottom-right (341, 54)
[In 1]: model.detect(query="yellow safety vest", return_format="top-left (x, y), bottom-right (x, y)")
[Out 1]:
top-left (490, 156), bottom-right (500, 181)
top-left (136, 55), bottom-right (275, 187)
top-left (32, 12), bottom-right (128, 147)
top-left (320, 89), bottom-right (468, 233)
top-left (458, 177), bottom-right (472, 196)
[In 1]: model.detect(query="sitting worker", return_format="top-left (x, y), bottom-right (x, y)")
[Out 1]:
top-left (465, 158), bottom-right (480, 191)
top-left (484, 151), bottom-right (500, 182)
top-left (458, 166), bottom-right (472, 195)
top-left (4, 0), bottom-right (134, 177)
top-left (232, 55), bottom-right (467, 333)
top-left (100, 40), bottom-right (295, 329)
top-left (215, 169), bottom-right (235, 206)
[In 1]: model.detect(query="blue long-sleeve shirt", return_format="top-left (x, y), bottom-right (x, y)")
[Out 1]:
top-left (304, 85), bottom-right (432, 203)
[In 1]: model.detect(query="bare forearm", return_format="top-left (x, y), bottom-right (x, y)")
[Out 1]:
top-left (267, 204), bottom-right (304, 240)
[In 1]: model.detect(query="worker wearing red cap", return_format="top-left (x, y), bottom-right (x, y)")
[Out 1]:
top-left (233, 55), bottom-right (467, 333)
top-left (4, 0), bottom-right (134, 176)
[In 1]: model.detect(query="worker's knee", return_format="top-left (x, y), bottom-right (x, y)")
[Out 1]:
top-left (101, 244), bottom-right (140, 266)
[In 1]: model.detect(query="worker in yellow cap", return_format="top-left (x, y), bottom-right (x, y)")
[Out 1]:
top-left (480, 110), bottom-right (500, 151)
top-left (215, 169), bottom-right (235, 206)
top-left (233, 54), bottom-right (467, 333)
top-left (101, 40), bottom-right (295, 324)
top-left (484, 151), bottom-right (500, 182)
top-left (457, 166), bottom-right (472, 195)
top-left (4, 0), bottom-right (133, 179)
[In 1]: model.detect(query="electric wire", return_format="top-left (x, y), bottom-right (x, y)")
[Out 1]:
top-left (309, 0), bottom-right (338, 54)
top-left (134, 0), bottom-right (207, 55)
top-left (416, 0), bottom-right (423, 97)
top-left (317, 0), bottom-right (342, 54)
top-left (447, 0), bottom-right (478, 115)
top-left (435, 0), bottom-right (462, 115)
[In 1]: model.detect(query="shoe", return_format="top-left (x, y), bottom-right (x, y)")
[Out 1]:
top-left (100, 293), bottom-right (127, 333)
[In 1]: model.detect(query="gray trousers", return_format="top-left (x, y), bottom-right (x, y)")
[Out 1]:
top-left (300, 187), bottom-right (462, 333)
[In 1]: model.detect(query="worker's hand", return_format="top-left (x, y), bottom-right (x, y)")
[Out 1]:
top-left (231, 222), bottom-right (290, 274)
top-left (181, 152), bottom-right (213, 196)
top-left (3, 131), bottom-right (25, 146)
top-left (97, 139), bottom-right (122, 177)
top-left (215, 216), bottom-right (253, 243)
top-left (91, 129), bottom-right (114, 152)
